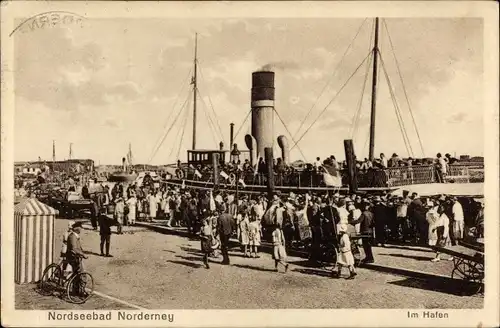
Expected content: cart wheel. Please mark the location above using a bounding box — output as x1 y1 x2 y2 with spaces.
66 272 94 304
38 264 62 296
468 262 484 283
451 260 468 280
468 262 484 295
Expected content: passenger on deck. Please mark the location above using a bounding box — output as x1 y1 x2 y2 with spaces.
379 153 388 168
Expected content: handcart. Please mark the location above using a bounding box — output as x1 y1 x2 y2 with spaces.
431 240 484 295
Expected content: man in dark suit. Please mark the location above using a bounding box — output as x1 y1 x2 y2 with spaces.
372 196 387 246
407 192 427 245
350 202 375 263
66 222 88 273
99 208 113 257
218 208 235 265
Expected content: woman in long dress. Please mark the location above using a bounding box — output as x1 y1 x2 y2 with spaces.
426 200 440 247
430 204 451 262
238 210 250 257
200 218 213 269
248 216 261 258
294 195 311 241
126 195 137 226
148 191 158 222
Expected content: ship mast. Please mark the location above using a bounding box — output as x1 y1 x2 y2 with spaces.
368 17 380 161
192 33 198 150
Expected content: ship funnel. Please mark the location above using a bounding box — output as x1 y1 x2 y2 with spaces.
277 135 289 165
244 134 257 166
251 71 275 160
122 157 127 172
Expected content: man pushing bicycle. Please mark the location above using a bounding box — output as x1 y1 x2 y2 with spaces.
66 221 88 274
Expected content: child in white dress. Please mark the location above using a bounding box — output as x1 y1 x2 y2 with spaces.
333 225 356 279
272 224 289 272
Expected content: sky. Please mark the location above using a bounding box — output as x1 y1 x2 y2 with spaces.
14 17 483 165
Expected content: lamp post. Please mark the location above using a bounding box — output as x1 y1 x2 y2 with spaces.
231 143 241 164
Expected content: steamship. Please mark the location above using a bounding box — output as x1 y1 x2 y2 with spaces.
154 19 483 197
108 144 138 183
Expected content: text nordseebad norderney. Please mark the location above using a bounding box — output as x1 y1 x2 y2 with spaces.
48 311 175 322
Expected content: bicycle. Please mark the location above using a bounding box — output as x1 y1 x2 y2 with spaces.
309 233 365 269
38 256 94 304
349 234 365 267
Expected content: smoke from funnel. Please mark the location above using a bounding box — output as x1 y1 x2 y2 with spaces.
259 61 299 72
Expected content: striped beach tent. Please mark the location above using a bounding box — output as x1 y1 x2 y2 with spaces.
14 197 58 284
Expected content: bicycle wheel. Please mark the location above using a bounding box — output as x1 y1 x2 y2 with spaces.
331 246 339 266
351 242 362 267
66 272 94 304
38 264 63 296
319 246 338 268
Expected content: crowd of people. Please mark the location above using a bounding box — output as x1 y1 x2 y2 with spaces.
78 177 484 277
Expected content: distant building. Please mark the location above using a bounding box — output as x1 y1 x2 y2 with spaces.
14 159 94 176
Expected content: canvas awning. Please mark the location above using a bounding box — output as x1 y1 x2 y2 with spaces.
14 197 58 216
389 182 484 198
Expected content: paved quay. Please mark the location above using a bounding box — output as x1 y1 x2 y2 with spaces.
15 217 483 310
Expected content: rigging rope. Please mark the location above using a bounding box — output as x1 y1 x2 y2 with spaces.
349 53 372 139
350 21 375 139
292 18 368 140
168 117 184 159
197 62 225 141
379 52 414 157
149 68 192 160
383 19 425 157
168 94 191 159
148 89 192 163
233 110 252 141
273 109 307 161
291 50 373 151
176 95 191 161
196 87 224 142
198 88 219 146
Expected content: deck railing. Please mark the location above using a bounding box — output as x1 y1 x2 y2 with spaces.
179 164 482 189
